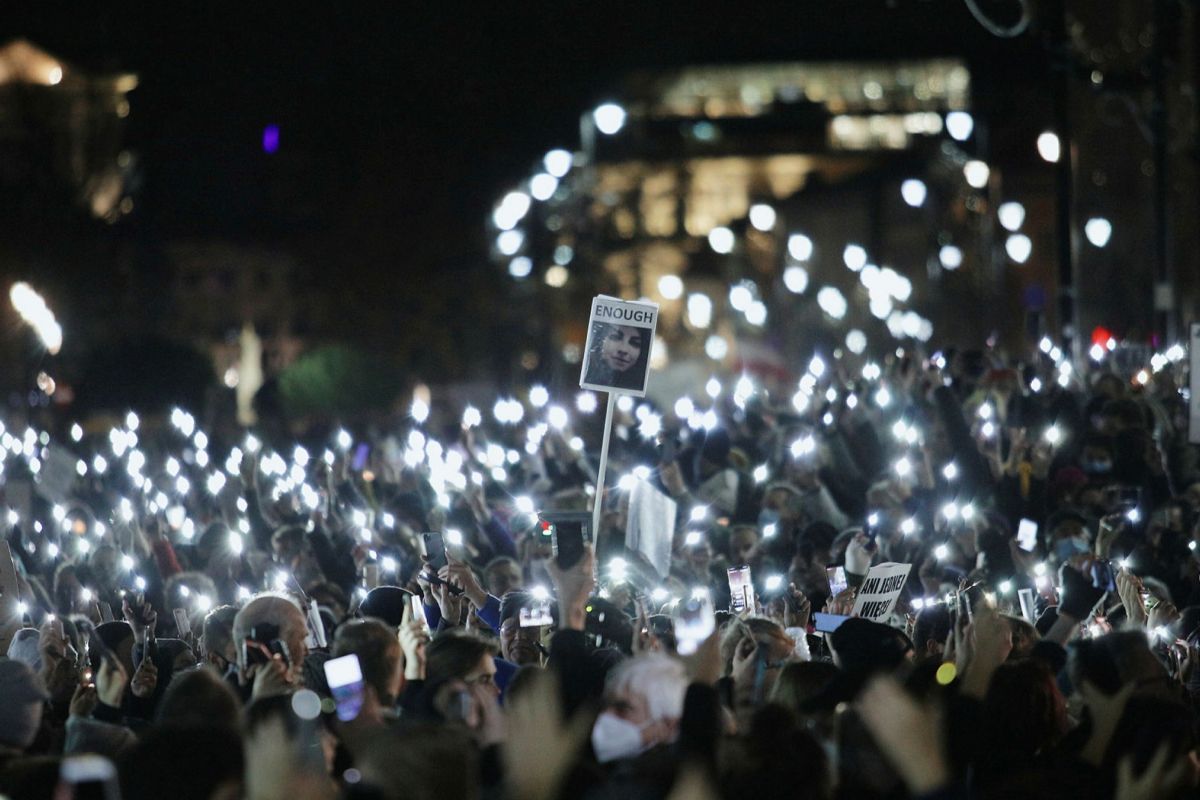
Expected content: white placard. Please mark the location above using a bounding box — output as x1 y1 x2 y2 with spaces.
626 479 675 579
851 562 912 622
579 295 658 397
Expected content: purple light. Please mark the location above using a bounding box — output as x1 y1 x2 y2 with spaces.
262 125 280 154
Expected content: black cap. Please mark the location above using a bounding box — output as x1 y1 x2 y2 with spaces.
358 586 414 627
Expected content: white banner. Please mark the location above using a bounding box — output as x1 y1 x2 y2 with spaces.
851 562 912 622
626 479 675 579
1190 323 1200 444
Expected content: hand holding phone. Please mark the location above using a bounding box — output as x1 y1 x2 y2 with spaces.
324 654 365 722
422 533 448 572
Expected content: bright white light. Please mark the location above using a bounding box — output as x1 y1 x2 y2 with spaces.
9 282 63 354
817 287 847 320
593 102 627 135
943 462 959 481
753 464 769 483
999 580 1013 594
462 406 482 429
1006 234 1032 264
729 284 753 312
508 257 532 279
1044 425 1063 446
1085 217 1112 247
765 575 784 592
206 472 226 496
745 301 767 326
699 336 725 363
528 385 549 408
845 329 867 355
70 424 83 442
687 293 713 328
748 204 776 231
900 179 927 207
900 518 917 536
894 457 912 477
875 387 891 408
946 111 974 141
963 160 990 189
544 265 568 287
705 377 721 399
497 230 524 256
126 412 139 431
1037 131 1061 163
783 265 809 294
544 149 573 177
843 244 867 272
939 245 963 270
530 173 558 201
658 274 684 300
576 392 598 414
708 226 735 254
934 544 950 560
674 397 695 419
998 202 1026 232
791 436 817 459
639 413 662 439
787 233 813 261
492 191 531 230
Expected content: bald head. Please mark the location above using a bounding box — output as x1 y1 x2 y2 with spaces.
233 593 309 679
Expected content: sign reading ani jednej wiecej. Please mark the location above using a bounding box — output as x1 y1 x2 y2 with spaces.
579 295 659 397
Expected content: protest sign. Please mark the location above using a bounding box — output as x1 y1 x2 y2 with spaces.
851 562 912 621
579 295 658 397
626 479 675 579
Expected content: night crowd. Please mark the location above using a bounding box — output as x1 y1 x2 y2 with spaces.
1 337 1200 800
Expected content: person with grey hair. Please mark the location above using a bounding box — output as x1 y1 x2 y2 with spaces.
591 652 688 764
232 592 309 697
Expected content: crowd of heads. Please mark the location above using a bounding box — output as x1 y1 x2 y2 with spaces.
1 336 1199 798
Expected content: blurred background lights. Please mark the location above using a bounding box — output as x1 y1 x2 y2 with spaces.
998 201 1025 232
787 233 813 261
507 256 532 278
592 102 627 135
657 274 683 299
1084 217 1112 247
845 329 867 354
816 286 848 320
687 293 713 328
900 178 927 207
938 245 963 270
1005 234 1032 264
704 334 728 360
707 226 734 254
782 265 809 294
1037 131 1061 163
496 230 524 255
748 203 776 231
842 244 867 272
945 111 974 141
543 149 572 177
529 173 558 201
544 265 569 287
261 124 280 154
963 160 990 189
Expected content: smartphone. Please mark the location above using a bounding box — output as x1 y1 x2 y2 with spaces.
813 612 850 633
57 754 122 800
172 608 191 638
411 595 432 635
519 598 554 628
1017 519 1039 552
826 566 848 597
1091 560 1116 593
363 562 380 590
540 511 592 570
98 602 114 623
675 594 715 655
728 566 755 614
422 532 448 572
352 443 371 472
323 654 365 722
1017 588 1037 624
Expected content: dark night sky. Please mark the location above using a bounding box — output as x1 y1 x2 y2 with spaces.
1 1 1043 355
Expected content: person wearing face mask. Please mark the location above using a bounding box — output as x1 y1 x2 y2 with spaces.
590 652 688 764
1045 509 1092 565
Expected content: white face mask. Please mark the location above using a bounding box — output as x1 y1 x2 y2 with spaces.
591 711 647 763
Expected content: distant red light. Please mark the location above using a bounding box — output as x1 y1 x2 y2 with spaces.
1091 326 1112 347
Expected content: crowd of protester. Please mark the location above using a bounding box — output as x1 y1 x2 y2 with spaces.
1 337 1199 799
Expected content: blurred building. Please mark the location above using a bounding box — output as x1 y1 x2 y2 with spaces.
489 58 1057 393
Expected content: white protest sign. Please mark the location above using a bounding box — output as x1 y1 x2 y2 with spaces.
1190 323 1200 444
580 295 658 397
851 562 912 622
626 479 675 579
